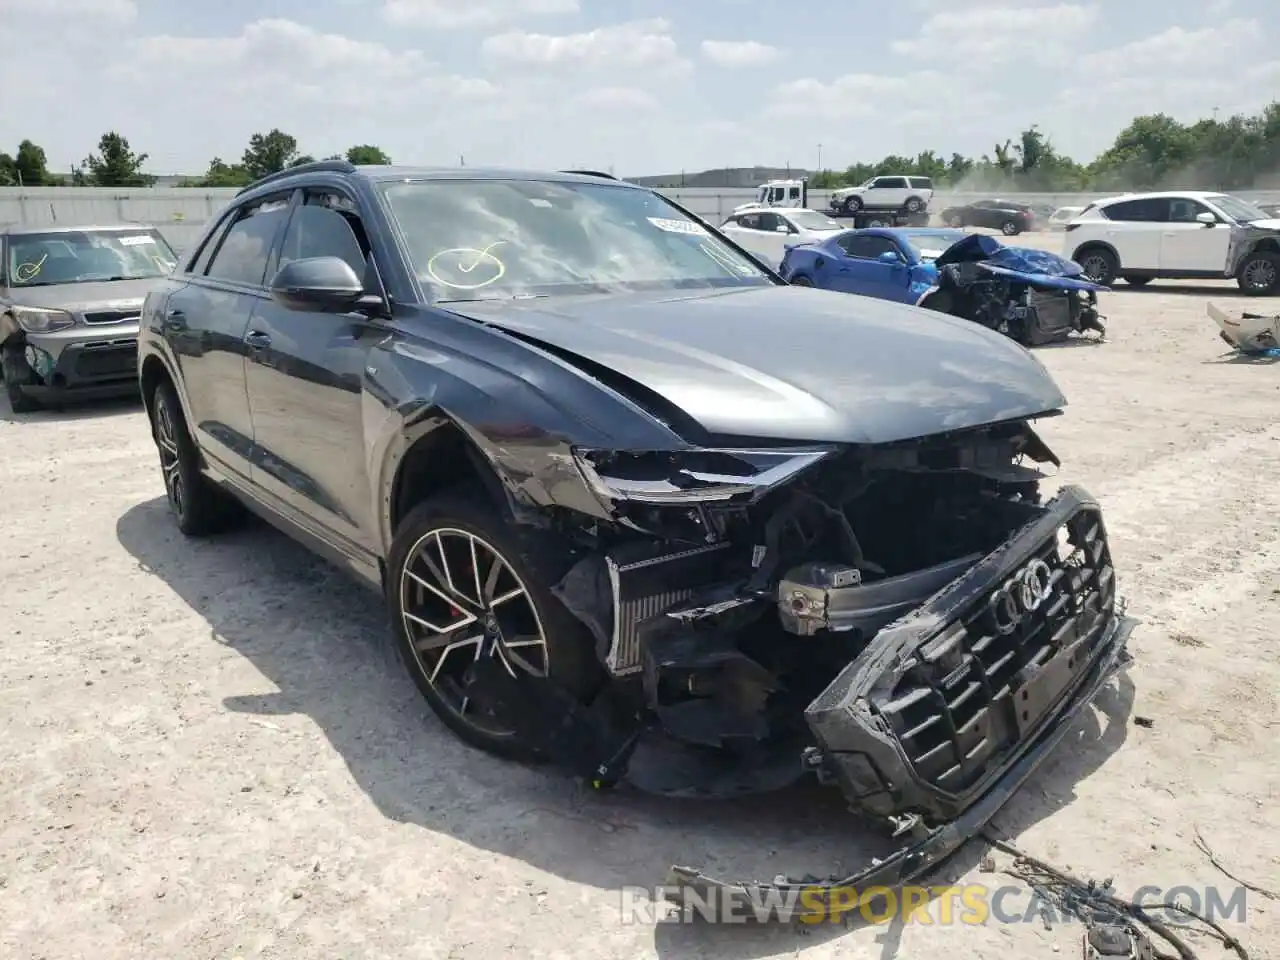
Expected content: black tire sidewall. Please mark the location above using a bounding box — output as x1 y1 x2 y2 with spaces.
385 493 600 760
843 196 862 213
1237 253 1279 296
1078 247 1117 285
151 381 229 535
2 344 41 412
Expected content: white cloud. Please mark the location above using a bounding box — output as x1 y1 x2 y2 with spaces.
481 18 689 72
572 87 659 111
892 3 1098 64
382 0 577 29
1076 18 1259 78
700 40 780 67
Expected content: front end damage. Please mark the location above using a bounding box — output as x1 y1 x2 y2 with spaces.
916 234 1108 346
1207 301 1280 356
514 418 1135 892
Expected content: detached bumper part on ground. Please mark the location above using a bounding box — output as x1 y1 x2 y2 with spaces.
1207 302 1280 356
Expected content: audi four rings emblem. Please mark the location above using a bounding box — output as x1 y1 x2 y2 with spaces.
988 558 1054 634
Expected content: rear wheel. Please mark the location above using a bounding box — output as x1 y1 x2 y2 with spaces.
904 197 924 213
2 343 42 413
944 213 963 228
1237 251 1279 296
790 275 813 286
1076 247 1118 286
150 381 242 536
1001 220 1021 236
387 493 600 760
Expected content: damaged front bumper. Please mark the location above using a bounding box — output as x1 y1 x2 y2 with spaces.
1208 301 1280 355
667 611 1135 916
666 483 1137 915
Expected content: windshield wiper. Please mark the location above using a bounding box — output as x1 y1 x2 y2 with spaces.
435 294 549 304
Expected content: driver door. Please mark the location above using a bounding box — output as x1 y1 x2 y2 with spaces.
1159 197 1232 272
242 187 383 565
830 233 899 298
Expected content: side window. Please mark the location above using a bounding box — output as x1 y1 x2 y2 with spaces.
1103 198 1169 222
188 214 233 275
277 189 370 277
909 177 933 190
845 235 898 259
739 213 762 230
1168 198 1212 223
788 186 801 201
868 178 888 189
878 177 907 190
757 213 782 232
204 196 292 286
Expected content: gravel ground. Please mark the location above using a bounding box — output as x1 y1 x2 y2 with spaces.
3 236 1278 960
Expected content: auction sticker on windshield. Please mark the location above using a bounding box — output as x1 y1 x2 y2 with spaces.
648 218 708 236
119 235 156 245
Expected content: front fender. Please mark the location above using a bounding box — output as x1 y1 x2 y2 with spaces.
362 321 689 557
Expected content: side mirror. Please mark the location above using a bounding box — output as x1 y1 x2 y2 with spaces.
1196 212 1217 226
878 250 903 264
269 256 367 313
775 224 790 233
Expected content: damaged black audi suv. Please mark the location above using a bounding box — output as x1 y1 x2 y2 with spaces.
138 161 1134 897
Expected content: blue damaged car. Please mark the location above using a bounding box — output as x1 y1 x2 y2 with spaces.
780 227 1108 346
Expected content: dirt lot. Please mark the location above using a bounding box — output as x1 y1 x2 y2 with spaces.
3 240 1278 960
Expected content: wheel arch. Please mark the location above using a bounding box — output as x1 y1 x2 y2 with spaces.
1245 237 1280 256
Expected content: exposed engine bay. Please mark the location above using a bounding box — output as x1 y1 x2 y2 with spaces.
916 234 1107 346
516 417 1128 833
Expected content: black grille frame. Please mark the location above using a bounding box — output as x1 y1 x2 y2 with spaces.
876 503 1114 794
804 484 1126 823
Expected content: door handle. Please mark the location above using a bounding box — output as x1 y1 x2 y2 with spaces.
244 330 272 349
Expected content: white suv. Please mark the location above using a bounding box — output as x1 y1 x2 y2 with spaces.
830 176 934 215
1063 191 1280 295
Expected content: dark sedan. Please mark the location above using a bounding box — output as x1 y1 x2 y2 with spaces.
137 160 1133 899
940 199 1037 235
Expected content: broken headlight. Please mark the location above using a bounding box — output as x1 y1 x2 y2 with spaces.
573 447 832 505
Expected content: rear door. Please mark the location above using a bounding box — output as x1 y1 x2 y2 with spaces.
1159 197 1232 272
868 177 908 209
242 186 382 561
722 212 777 263
164 193 292 482
1096 197 1166 271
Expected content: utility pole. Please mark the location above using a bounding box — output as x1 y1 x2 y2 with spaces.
817 143 822 174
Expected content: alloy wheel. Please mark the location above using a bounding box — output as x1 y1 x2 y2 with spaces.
398 527 549 734
1080 254 1111 283
155 400 185 518
1241 258 1277 293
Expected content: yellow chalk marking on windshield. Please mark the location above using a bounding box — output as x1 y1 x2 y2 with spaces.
426 244 507 291
15 255 47 282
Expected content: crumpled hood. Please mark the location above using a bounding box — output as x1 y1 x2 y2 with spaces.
443 285 1066 445
934 234 1106 293
3 277 161 313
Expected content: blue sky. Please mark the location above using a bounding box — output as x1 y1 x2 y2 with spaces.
1 0 1276 176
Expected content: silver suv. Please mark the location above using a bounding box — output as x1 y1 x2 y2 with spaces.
1 224 178 412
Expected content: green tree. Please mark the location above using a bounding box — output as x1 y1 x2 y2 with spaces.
241 129 302 180
82 132 153 186
346 144 392 165
193 157 253 187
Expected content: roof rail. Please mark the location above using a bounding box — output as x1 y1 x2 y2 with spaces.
236 159 358 196
560 169 617 180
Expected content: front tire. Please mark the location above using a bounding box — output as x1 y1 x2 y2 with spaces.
1237 251 1279 296
2 343 42 413
387 493 599 760
842 196 862 214
1001 220 1021 236
790 275 813 286
150 381 240 536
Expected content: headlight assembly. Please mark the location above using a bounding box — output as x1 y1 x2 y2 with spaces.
573 447 832 505
11 306 76 334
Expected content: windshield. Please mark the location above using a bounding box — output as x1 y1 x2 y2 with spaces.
1209 194 1269 223
788 211 841 231
6 229 177 287
901 229 968 260
381 179 772 302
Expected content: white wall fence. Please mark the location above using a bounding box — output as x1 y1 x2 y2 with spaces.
5 186 1280 252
